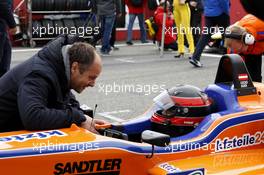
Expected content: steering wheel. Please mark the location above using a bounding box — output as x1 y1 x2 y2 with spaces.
95 123 128 140
94 123 112 130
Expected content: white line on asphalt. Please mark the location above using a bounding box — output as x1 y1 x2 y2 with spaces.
12 43 153 53
202 53 222 58
115 43 154 47
12 45 222 59
97 109 131 122
103 110 131 115
115 58 135 63
98 113 125 122
12 48 41 53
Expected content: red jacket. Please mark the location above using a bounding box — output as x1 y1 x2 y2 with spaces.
154 6 176 44
125 0 146 14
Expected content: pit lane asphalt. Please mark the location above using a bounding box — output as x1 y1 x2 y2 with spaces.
11 44 264 122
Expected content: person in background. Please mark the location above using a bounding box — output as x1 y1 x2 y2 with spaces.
92 0 122 55
189 0 230 67
173 0 195 58
0 35 108 133
188 0 203 46
110 16 119 50
0 0 17 77
154 0 178 50
90 11 121 51
125 0 148 45
224 14 264 82
240 0 264 21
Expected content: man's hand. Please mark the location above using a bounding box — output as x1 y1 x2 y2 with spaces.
117 13 122 18
81 115 110 134
189 1 197 7
9 27 17 35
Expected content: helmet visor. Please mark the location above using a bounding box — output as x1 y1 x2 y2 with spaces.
153 90 174 110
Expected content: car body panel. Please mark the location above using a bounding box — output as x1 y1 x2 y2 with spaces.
0 54 263 175
148 149 264 175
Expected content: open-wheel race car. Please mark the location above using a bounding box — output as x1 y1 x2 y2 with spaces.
0 54 263 175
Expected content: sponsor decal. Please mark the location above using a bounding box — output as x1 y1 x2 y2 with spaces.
167 168 204 175
238 74 249 87
213 151 264 168
0 130 66 143
158 163 181 173
53 158 122 175
238 74 248 81
215 131 264 152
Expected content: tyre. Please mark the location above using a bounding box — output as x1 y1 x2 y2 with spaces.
32 20 42 38
31 0 37 11
42 19 54 37
54 0 67 11
74 0 82 10
80 0 89 10
74 18 85 28
67 0 75 10
74 18 85 35
53 20 65 36
45 0 54 11
63 19 76 35
72 0 78 10
39 0 45 11
31 0 41 11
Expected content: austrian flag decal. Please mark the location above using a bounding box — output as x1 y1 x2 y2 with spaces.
238 74 248 81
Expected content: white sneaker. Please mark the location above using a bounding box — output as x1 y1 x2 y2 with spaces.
100 51 111 57
189 58 202 67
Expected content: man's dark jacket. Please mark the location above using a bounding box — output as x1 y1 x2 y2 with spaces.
0 0 16 30
0 35 86 132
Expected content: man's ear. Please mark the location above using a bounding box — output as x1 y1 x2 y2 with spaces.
71 62 79 74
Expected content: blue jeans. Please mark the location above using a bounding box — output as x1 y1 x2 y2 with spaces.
99 14 116 53
0 24 11 77
127 13 147 43
192 13 230 61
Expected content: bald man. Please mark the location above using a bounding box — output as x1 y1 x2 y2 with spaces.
0 35 107 133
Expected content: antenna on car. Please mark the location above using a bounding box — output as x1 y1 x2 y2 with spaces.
90 104 98 129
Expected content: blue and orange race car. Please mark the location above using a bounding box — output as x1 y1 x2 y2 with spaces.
0 54 263 175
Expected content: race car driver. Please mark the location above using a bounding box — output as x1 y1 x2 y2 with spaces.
0 35 108 133
152 85 214 136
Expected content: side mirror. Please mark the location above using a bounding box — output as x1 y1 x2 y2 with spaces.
142 130 170 147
